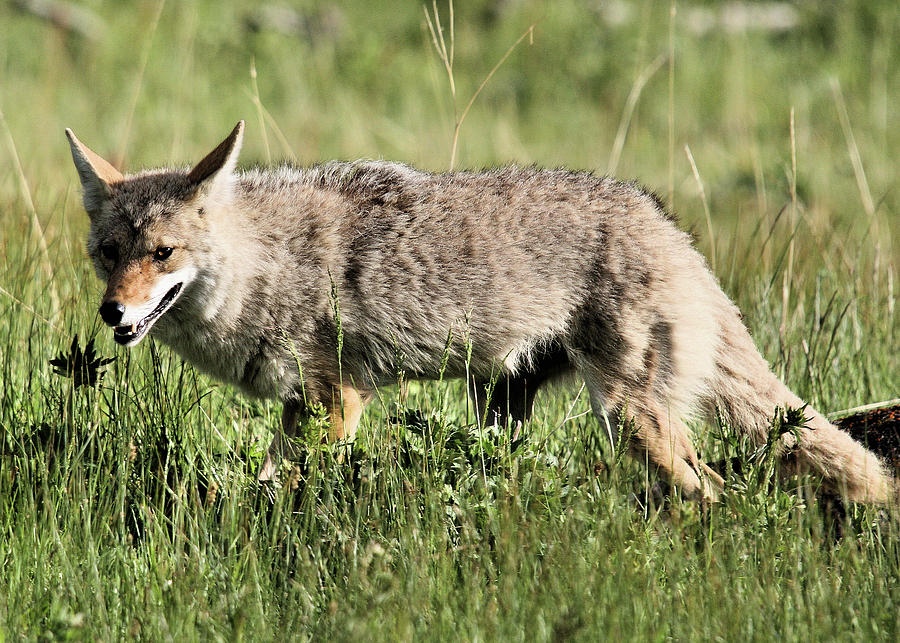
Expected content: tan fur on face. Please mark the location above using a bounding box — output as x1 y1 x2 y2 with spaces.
103 258 158 307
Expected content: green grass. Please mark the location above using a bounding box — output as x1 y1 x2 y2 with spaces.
1 0 899 639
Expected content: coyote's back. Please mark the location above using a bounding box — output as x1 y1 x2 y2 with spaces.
66 121 894 502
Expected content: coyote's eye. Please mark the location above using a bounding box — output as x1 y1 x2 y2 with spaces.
154 246 174 261
100 243 118 262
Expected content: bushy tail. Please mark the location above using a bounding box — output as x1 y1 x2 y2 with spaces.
711 318 894 503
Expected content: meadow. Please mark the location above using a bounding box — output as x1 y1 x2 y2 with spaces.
0 0 898 639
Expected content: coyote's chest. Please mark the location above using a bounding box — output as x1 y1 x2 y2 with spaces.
152 316 293 399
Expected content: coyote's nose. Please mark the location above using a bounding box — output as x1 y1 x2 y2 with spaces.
99 301 125 326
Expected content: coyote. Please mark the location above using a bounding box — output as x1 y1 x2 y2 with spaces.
66 121 893 502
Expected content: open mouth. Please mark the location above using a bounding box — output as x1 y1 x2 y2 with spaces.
113 283 182 346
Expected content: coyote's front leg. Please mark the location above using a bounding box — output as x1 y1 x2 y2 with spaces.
258 399 303 482
257 385 371 482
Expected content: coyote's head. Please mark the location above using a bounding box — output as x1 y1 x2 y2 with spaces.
65 121 245 346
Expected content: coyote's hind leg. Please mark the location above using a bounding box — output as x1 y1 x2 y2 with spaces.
472 344 571 429
629 401 723 501
472 374 538 430
581 364 723 502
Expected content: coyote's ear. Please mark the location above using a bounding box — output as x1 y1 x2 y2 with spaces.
65 129 123 217
187 121 244 200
